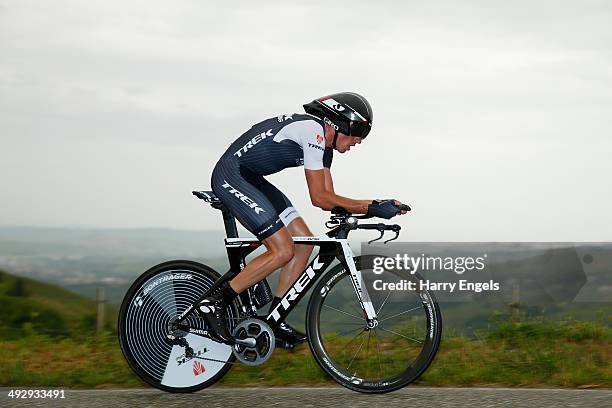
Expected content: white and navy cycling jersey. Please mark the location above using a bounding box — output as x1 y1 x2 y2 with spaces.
220 113 332 174
211 114 333 240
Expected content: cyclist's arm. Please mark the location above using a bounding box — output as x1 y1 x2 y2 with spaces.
323 168 334 193
305 168 372 213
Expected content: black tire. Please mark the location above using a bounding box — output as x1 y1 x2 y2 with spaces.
306 255 442 393
118 260 239 393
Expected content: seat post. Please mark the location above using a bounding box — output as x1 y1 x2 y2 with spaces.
221 208 239 238
209 200 238 238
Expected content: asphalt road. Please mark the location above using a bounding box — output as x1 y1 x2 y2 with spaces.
1 387 610 408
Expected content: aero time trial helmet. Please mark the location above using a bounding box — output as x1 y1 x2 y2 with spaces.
303 92 373 138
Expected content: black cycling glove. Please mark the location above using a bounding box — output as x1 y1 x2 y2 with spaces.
367 199 401 219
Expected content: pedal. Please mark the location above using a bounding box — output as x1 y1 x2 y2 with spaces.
275 338 296 350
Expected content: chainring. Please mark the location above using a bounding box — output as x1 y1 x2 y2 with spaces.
231 318 275 366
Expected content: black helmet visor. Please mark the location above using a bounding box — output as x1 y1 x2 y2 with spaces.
350 121 371 138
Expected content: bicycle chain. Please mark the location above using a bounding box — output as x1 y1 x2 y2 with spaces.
193 355 238 365
180 316 255 366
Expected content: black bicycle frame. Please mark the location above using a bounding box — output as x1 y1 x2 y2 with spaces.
225 237 341 325
175 199 377 328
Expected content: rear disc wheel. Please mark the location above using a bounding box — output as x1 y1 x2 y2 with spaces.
118 260 240 392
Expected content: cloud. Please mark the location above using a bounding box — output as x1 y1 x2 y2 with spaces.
1 0 611 240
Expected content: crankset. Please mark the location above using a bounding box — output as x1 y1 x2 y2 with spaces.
231 318 275 366
165 315 274 366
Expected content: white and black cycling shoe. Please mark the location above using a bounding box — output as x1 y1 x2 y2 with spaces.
273 321 307 349
197 281 237 344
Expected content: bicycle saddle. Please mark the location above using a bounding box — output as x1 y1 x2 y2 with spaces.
192 190 219 202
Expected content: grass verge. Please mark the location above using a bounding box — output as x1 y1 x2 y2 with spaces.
0 319 609 388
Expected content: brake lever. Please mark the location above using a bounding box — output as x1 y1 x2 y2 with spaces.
325 221 337 228
383 230 400 244
367 230 385 244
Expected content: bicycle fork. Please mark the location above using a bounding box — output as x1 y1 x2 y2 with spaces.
337 240 379 327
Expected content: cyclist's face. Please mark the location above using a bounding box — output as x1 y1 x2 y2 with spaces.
336 133 363 153
323 124 363 152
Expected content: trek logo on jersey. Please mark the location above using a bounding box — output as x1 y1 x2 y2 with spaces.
222 181 265 215
268 257 325 322
277 114 293 122
308 143 324 151
234 129 274 158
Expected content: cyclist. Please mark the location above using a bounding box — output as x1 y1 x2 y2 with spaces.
198 92 408 347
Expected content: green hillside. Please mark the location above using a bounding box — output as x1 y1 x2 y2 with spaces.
1 269 610 389
0 269 116 337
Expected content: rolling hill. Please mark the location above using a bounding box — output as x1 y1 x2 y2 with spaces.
0 269 117 336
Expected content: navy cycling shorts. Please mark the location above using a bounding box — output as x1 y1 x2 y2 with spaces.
211 160 300 240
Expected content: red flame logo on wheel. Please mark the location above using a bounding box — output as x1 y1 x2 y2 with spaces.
192 360 205 376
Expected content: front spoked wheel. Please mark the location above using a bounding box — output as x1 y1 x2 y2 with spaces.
306 256 442 393
118 260 241 393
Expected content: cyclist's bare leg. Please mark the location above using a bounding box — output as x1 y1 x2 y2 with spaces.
276 217 314 297
228 227 294 293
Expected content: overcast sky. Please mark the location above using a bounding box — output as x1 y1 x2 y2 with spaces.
1 0 611 241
